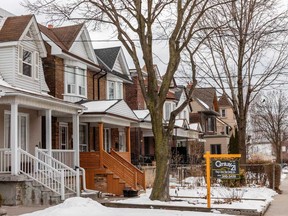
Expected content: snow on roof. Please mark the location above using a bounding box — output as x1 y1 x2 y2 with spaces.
133 109 150 120
198 98 209 110
82 100 118 112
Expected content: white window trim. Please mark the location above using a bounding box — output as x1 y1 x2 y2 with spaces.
59 122 68 150
79 123 88 152
65 65 87 97
18 45 39 80
4 110 29 151
104 128 111 152
106 80 123 100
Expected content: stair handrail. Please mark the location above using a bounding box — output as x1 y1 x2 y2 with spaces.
19 148 66 200
110 149 146 190
102 150 137 189
35 147 79 196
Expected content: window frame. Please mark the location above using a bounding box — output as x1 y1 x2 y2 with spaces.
4 111 29 151
18 45 39 79
65 65 87 97
211 144 221 154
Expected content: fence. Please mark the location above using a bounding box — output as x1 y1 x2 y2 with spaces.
169 163 281 189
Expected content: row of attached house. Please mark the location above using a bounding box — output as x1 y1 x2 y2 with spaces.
0 9 236 205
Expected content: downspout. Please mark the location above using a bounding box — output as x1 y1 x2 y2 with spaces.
93 69 103 100
97 71 107 100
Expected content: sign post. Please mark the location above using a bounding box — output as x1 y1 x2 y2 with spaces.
204 151 241 208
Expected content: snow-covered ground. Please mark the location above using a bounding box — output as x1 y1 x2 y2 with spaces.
21 174 287 216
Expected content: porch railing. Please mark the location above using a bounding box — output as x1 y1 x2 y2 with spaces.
36 147 75 168
0 149 11 173
35 147 80 196
111 149 146 190
102 150 137 189
19 148 67 200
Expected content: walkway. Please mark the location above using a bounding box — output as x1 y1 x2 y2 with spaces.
264 175 288 216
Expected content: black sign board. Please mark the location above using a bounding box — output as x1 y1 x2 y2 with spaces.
211 159 240 179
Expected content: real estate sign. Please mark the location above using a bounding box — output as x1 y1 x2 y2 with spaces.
211 159 240 179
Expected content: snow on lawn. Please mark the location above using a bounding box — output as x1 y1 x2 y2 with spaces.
114 176 278 213
21 197 235 216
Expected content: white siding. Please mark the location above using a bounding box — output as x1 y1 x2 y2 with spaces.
0 46 17 85
113 58 122 73
70 37 89 60
109 100 138 120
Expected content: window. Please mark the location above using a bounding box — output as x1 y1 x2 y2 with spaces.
165 103 171 121
18 46 39 79
4 112 29 150
118 130 126 152
79 124 88 152
221 109 226 118
211 144 221 154
107 81 123 99
207 117 215 131
104 128 111 152
59 123 68 149
65 66 86 96
108 81 115 99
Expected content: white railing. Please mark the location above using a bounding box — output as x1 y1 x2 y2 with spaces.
36 148 75 168
0 149 11 173
35 147 79 196
19 148 66 200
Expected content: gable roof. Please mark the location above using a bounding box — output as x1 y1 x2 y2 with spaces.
192 87 218 111
94 47 121 70
218 93 233 107
94 46 132 82
0 15 33 42
39 23 84 51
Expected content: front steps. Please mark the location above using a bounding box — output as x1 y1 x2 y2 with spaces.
0 174 75 206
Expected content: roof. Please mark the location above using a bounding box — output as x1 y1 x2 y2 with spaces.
218 93 233 107
39 23 84 51
94 47 121 70
133 110 150 121
81 99 138 121
0 15 33 42
192 88 218 111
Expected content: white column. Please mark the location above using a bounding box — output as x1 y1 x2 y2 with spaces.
46 109 52 156
73 114 80 168
11 102 18 175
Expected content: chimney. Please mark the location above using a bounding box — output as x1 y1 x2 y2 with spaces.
48 24 53 29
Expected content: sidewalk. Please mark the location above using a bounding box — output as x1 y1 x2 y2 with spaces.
2 205 49 216
264 175 288 216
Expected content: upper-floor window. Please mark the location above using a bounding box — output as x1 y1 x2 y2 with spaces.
164 103 171 121
18 46 39 79
107 81 123 99
207 116 215 132
211 144 221 154
65 66 86 97
221 109 226 118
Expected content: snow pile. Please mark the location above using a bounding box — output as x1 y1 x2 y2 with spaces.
21 197 236 216
21 197 111 216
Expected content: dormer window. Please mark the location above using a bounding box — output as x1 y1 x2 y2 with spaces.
18 46 39 79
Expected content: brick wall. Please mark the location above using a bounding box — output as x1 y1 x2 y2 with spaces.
125 76 146 110
42 43 64 99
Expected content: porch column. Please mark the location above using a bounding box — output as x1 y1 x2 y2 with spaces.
126 126 131 162
11 102 19 175
73 114 80 167
45 109 52 157
98 122 104 167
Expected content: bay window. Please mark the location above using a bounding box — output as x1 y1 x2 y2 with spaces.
107 81 123 99
65 66 86 97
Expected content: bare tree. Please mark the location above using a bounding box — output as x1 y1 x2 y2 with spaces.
23 0 230 200
251 91 288 163
197 0 288 163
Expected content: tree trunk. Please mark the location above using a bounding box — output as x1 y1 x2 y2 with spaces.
237 118 247 164
149 110 171 201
